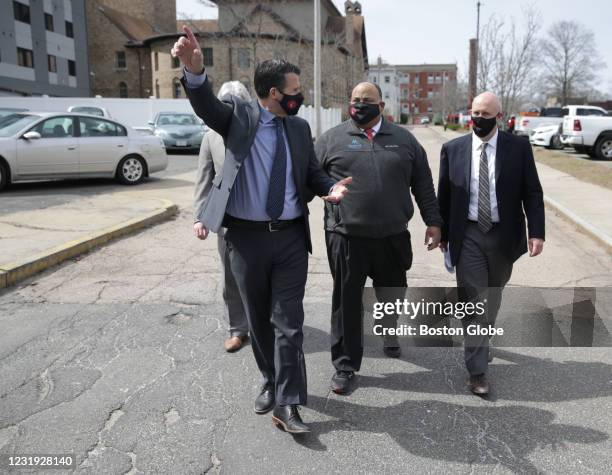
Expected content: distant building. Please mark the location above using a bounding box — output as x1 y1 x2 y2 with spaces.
84 0 368 109
369 56 400 122
396 64 457 124
0 0 90 97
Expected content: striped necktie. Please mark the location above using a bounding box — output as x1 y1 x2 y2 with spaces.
477 142 493 233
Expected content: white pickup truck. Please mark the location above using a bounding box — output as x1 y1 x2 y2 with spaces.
515 105 608 137
561 106 612 159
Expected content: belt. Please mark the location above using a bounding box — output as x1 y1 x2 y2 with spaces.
223 215 303 232
468 219 499 227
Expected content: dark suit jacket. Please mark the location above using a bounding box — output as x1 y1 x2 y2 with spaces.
437 130 545 266
181 75 335 253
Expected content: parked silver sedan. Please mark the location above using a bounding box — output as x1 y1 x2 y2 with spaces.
149 112 205 153
0 112 168 191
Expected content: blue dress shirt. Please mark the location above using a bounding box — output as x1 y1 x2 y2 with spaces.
185 69 302 221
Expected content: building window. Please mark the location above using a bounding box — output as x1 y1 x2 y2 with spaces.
45 13 54 32
372 76 377 83
154 52 159 71
414 75 419 85
119 82 128 98
13 1 30 24
116 51 126 69
68 59 76 76
202 48 213 66
173 78 181 98
65 21 74 38
428 90 433 99
171 55 180 69
414 106 420 114
238 48 250 69
17 47 33 68
427 74 434 84
155 79 160 98
384 92 390 99
384 76 390 83
48 54 57 73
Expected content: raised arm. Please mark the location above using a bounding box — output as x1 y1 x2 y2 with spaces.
172 26 232 137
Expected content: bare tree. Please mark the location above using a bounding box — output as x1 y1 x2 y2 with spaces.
477 6 540 114
540 21 604 105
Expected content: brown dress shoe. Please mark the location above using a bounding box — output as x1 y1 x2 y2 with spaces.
468 374 490 396
224 335 246 352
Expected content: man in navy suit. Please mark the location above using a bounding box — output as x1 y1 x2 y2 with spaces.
438 91 545 396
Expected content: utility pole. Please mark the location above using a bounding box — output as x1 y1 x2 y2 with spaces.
313 0 321 139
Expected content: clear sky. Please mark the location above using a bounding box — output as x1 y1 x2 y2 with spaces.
176 0 612 95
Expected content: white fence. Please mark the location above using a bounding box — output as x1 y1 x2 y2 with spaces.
0 96 342 133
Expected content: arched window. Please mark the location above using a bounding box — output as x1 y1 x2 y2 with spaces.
172 77 181 98
119 81 128 98
155 79 160 98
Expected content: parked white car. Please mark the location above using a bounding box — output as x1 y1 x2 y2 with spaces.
529 124 564 149
0 112 168 191
561 107 612 159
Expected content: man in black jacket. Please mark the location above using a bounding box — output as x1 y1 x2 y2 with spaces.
172 26 351 433
316 82 443 395
438 91 545 396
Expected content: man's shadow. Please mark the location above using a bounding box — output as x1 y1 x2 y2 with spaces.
299 395 607 472
356 346 612 403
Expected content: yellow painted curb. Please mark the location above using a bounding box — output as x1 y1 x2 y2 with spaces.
0 199 178 289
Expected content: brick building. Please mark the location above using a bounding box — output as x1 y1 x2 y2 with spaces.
85 0 369 110
396 64 458 124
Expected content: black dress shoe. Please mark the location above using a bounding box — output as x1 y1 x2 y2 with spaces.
254 385 275 414
330 370 356 395
383 346 401 358
468 374 490 396
272 405 310 434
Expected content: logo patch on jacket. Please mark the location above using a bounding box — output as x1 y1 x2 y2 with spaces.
348 138 363 149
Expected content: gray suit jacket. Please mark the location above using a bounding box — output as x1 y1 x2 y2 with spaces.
181 75 335 253
193 129 225 223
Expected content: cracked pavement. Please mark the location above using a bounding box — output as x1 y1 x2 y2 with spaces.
1 129 611 474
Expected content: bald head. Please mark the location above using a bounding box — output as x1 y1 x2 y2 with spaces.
351 82 382 103
472 91 502 118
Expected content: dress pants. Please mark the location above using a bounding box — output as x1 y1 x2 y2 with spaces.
456 222 513 376
326 231 412 372
216 227 248 337
224 222 308 406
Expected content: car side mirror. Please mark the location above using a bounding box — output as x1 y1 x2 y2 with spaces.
147 121 154 126
22 131 41 140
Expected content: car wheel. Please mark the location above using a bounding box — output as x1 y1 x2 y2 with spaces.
116 155 146 185
0 160 9 192
549 134 564 150
595 134 612 161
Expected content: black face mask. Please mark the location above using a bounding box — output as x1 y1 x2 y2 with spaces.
278 91 304 116
349 102 381 125
472 116 498 138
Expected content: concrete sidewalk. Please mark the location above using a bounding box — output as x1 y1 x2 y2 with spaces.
430 125 612 250
0 190 177 288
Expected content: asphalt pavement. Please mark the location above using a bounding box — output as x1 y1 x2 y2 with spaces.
0 131 611 474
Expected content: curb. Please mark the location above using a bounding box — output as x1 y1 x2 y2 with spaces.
543 196 612 252
0 199 179 289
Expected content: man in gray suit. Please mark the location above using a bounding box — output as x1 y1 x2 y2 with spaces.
193 81 251 353
172 26 351 433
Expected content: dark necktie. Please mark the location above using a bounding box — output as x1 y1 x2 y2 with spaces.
266 117 287 220
478 142 493 233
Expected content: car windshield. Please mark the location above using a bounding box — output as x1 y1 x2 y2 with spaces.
156 114 198 126
0 114 40 137
72 107 104 117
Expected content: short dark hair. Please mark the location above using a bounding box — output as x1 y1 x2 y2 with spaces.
254 59 301 99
